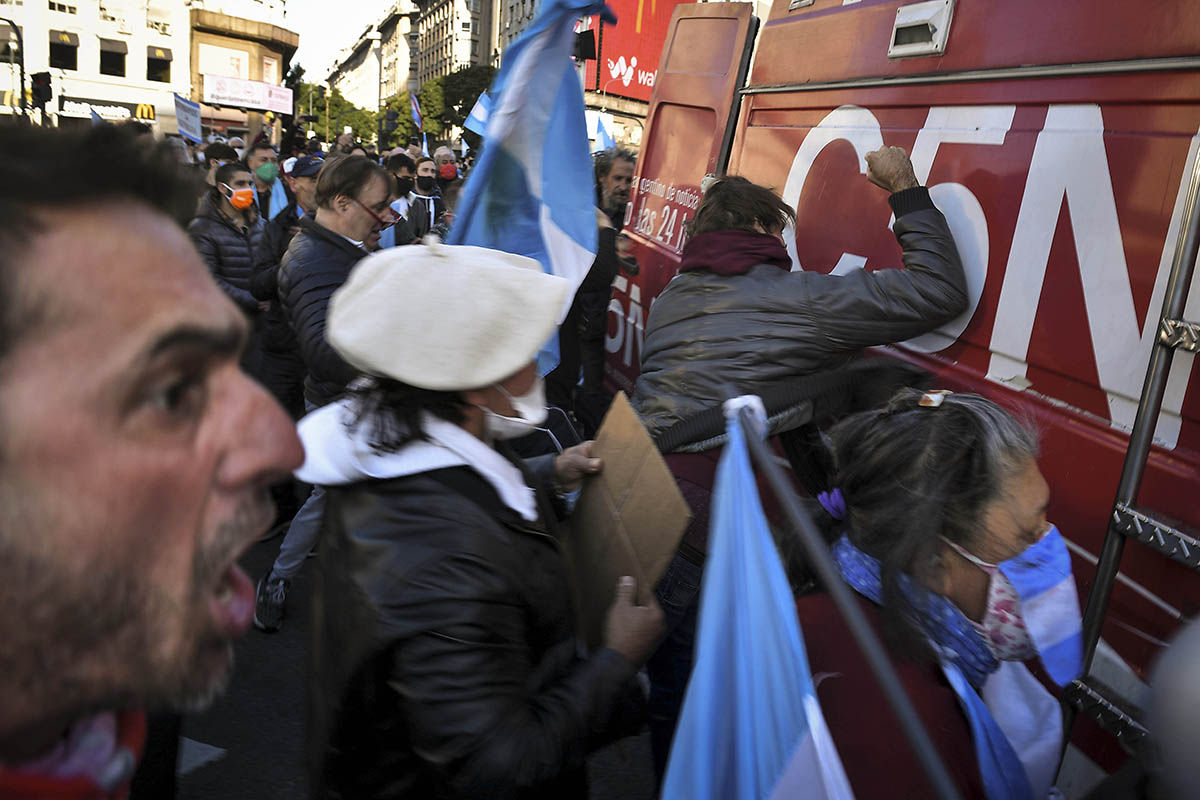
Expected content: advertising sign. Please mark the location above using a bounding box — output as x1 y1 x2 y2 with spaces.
583 0 692 102
59 96 156 122
202 74 293 115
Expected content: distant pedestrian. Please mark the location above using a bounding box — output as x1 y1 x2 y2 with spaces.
189 162 266 320
254 155 399 633
409 156 448 239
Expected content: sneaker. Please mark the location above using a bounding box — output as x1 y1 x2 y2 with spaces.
253 572 289 632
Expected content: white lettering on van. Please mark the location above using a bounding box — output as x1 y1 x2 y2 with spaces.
988 106 1199 447
781 104 1013 353
605 275 647 369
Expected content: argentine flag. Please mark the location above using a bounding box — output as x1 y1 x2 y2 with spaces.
445 0 609 374
410 93 424 130
463 91 491 136
662 398 855 800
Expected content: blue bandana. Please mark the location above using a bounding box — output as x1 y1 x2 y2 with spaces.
832 534 999 688
832 535 1034 800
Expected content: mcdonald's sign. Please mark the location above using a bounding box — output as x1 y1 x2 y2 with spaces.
59 95 158 123
135 103 156 121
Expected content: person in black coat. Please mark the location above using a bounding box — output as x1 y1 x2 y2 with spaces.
254 154 399 633
188 162 266 317
300 241 664 799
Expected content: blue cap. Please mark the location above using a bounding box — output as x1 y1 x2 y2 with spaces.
290 155 324 177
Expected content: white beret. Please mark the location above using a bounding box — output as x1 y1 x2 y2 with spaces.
327 238 570 391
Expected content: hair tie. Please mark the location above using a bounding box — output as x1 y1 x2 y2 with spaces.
817 488 846 521
919 389 953 408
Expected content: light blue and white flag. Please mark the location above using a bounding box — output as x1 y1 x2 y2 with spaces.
445 0 610 373
461 137 470 157
463 91 492 137
596 115 616 151
421 132 429 157
90 108 105 126
662 397 855 800
410 93 424 130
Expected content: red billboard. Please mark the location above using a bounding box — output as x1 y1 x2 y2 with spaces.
582 0 693 103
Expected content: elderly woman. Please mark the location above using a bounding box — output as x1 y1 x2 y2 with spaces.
795 388 1083 799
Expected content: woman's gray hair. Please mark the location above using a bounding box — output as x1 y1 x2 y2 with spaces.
823 388 1038 653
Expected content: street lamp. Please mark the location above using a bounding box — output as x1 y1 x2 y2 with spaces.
0 16 26 117
366 30 383 146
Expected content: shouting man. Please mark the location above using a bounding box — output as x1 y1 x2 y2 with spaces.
0 124 303 797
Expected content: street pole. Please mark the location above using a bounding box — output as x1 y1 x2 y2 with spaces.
1 16 26 117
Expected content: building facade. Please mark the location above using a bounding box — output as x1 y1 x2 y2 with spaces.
415 0 488 85
490 0 532 65
0 0 296 141
190 7 298 141
0 0 191 130
326 1 418 113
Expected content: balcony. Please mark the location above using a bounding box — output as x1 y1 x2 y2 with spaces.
146 18 171 36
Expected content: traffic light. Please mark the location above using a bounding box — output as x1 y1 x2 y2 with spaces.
30 72 51 109
314 84 326 102
385 106 398 133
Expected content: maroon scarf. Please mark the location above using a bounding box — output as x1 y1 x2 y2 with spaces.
679 229 792 276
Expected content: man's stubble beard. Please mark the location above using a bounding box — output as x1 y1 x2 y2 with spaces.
0 490 268 729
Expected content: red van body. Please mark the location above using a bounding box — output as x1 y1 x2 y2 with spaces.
606 0 1200 785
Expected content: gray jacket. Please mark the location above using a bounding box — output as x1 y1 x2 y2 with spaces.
632 192 967 438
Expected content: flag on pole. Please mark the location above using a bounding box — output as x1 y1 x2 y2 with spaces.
445 0 611 374
661 397 855 800
461 137 470 157
463 91 492 137
421 132 429 157
410 93 424 131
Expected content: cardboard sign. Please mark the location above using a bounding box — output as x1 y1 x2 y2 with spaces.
567 392 691 649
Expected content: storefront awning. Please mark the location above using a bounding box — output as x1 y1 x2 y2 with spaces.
99 38 127 54
147 45 172 61
50 30 79 48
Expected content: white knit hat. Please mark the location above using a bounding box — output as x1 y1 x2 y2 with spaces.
327 238 570 391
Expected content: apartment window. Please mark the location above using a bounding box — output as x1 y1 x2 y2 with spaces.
146 45 171 82
99 37 126 76
461 21 470 30
48 1 76 11
0 22 19 63
48 30 78 70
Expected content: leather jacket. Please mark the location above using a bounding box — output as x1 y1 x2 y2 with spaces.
309 454 645 799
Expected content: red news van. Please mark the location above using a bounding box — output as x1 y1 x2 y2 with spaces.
608 0 1200 789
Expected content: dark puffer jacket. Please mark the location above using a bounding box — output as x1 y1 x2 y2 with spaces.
632 187 967 437
277 216 367 407
250 201 301 354
309 458 644 800
187 192 265 314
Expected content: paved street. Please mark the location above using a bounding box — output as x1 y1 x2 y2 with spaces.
170 534 657 799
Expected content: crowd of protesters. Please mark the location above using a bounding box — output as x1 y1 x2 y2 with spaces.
3 119 1197 800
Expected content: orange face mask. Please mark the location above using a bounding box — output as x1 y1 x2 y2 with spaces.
221 183 255 211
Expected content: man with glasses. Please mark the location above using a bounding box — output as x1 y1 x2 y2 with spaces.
254 155 400 631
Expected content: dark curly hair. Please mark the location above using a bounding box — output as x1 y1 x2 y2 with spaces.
346 377 471 453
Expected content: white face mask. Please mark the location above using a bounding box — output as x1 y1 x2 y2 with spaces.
480 377 548 440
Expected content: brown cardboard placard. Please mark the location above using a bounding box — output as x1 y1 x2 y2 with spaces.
567 392 692 649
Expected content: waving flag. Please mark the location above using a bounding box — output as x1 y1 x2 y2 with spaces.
445 0 608 374
662 398 855 800
410 93 423 130
463 91 492 137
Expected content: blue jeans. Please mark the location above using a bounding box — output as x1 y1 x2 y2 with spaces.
271 400 324 580
646 552 704 783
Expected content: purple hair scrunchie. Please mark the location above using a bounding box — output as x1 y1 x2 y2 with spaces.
817 488 846 521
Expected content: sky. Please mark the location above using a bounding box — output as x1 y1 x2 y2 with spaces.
286 0 394 81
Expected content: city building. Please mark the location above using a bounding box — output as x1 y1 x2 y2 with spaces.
190 6 298 142
489 0 532 66
414 0 488 85
0 0 191 131
326 1 420 114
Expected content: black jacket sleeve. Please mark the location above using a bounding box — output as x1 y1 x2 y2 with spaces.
285 259 357 393
250 216 288 301
802 187 969 352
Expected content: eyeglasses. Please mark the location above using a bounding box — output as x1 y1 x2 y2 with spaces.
351 197 402 230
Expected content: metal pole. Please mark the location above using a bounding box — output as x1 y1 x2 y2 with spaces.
738 408 965 800
0 16 25 117
1077 141 1200 672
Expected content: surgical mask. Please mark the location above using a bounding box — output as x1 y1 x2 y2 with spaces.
416 175 436 193
480 377 548 440
395 176 414 196
255 162 279 183
943 525 1083 685
221 183 255 211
